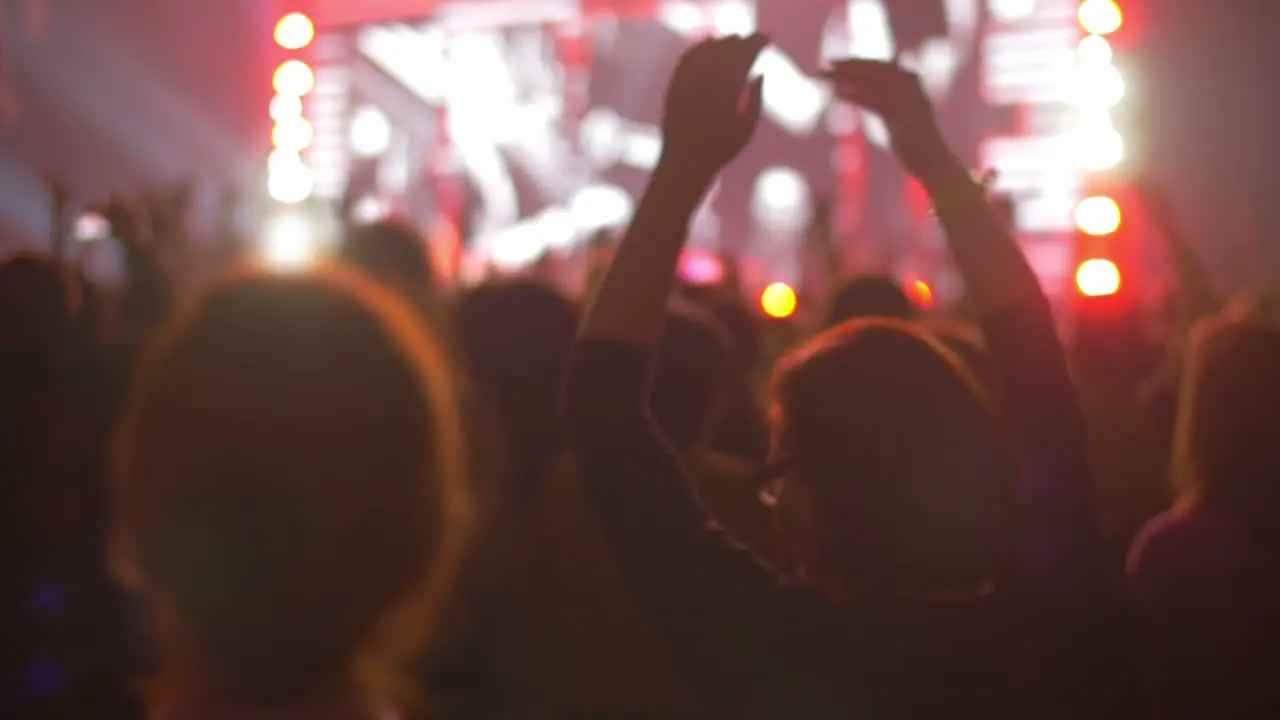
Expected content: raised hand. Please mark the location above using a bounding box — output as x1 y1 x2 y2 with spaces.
824 60 951 181
661 34 769 181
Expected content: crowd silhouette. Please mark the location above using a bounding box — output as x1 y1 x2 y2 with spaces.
3 31 1279 720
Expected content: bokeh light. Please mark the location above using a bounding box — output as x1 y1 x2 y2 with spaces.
1075 195 1122 235
1076 34 1114 65
269 94 303 122
275 12 316 50
272 116 314 152
910 279 934 308
1076 259 1121 297
349 105 392 158
267 160 314 204
273 60 315 97
1078 0 1123 36
761 282 797 319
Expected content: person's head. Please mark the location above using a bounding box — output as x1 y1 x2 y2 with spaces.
828 274 917 327
928 323 998 398
764 319 1016 598
454 279 578 488
1173 311 1280 555
340 218 436 300
110 266 471 709
650 304 731 452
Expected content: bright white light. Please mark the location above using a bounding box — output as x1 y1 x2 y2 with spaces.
847 0 895 61
989 0 1038 22
756 167 806 212
349 105 392 158
269 94 303 122
1075 63 1125 108
569 184 634 230
275 12 315 50
579 107 624 165
358 25 448 103
351 196 389 224
261 214 319 271
620 128 662 169
268 148 304 174
273 60 315 97
1076 34 1113 65
712 1 755 35
658 1 706 35
1077 118 1124 170
1076 258 1121 296
74 213 110 243
538 207 577 250
1075 195 1122 235
752 167 810 230
752 48 830 135
272 116 314 152
267 161 314 204
487 223 547 270
914 38 958 97
1078 0 1123 36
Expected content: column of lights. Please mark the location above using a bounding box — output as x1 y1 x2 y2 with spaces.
1072 0 1126 297
268 11 318 204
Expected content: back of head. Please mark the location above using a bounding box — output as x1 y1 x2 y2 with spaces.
928 323 999 397
770 319 1016 592
1174 313 1280 557
340 219 435 299
828 274 916 327
454 279 578 486
650 304 730 452
111 266 470 707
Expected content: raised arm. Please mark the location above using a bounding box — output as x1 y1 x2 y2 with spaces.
827 61 1094 572
579 35 766 347
562 37 839 702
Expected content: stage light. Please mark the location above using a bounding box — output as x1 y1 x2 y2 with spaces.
712 0 755 36
910 279 935 308
273 60 315 97
350 196 388 224
274 12 315 50
1078 0 1123 36
1075 258 1121 297
753 166 809 230
1076 64 1125 108
679 250 725 286
1076 34 1113 65
1077 124 1125 170
657 1 705 35
569 184 633 231
74 213 110 243
272 116 314 151
1075 195 1122 235
261 213 319 271
269 94 303 122
267 161 314 204
349 105 392 158
761 282 797 319
990 0 1037 22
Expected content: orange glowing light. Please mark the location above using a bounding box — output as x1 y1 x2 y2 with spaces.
910 279 934 308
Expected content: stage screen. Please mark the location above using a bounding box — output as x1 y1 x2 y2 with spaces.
302 0 1092 297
